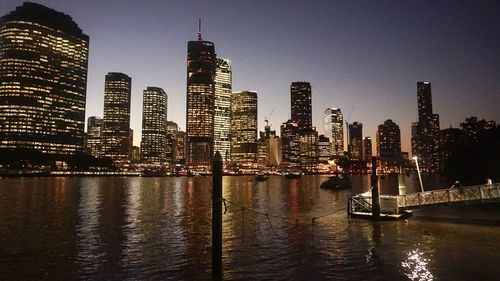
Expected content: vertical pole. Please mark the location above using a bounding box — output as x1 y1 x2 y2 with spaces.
212 151 223 280
371 156 381 220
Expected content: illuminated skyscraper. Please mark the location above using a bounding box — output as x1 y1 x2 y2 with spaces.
348 122 363 160
214 58 232 162
166 121 178 164
376 119 401 157
0 3 88 159
231 91 258 166
291 82 312 130
102 72 132 163
280 120 300 168
186 23 216 171
323 108 344 157
140 87 168 164
363 137 372 161
412 81 440 172
85 116 103 157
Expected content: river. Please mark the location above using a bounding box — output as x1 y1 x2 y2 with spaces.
0 175 499 280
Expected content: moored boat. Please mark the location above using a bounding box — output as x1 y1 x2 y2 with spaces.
320 175 351 190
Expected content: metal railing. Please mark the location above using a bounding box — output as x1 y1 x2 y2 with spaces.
396 183 500 209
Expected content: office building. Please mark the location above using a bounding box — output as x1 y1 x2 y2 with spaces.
323 108 344 157
376 119 401 158
85 117 103 157
412 81 440 172
280 120 300 168
214 58 232 162
231 91 258 166
102 72 132 163
166 121 179 164
0 3 89 159
140 87 168 164
363 137 372 161
291 82 312 130
348 122 363 160
186 26 216 171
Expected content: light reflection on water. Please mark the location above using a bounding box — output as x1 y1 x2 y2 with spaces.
402 247 434 281
0 175 499 280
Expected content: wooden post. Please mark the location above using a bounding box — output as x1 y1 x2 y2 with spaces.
371 156 381 220
212 151 223 280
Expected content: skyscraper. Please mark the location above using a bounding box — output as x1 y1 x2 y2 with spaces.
140 87 168 164
348 122 363 160
291 82 312 130
231 91 258 166
0 3 89 159
412 81 440 172
376 119 401 158
102 72 132 163
323 108 344 157
214 58 232 162
85 116 103 157
186 24 216 171
363 137 373 161
280 120 300 168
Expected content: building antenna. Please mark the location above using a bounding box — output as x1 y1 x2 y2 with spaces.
198 18 202 40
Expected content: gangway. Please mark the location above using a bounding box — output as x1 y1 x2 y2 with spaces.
348 183 500 219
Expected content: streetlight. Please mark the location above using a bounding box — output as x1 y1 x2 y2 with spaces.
413 156 424 192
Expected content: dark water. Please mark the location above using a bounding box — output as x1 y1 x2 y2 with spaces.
1 175 499 280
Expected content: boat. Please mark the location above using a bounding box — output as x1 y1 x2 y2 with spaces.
284 172 302 179
255 174 269 181
320 175 351 190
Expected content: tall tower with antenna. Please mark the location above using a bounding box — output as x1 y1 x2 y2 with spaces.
186 19 216 171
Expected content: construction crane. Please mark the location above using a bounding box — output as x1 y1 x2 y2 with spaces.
265 107 275 127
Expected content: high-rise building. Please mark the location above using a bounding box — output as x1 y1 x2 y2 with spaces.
140 87 168 164
186 25 216 171
412 81 440 172
323 108 344 157
166 121 178 164
85 117 103 157
439 127 463 170
258 121 280 167
348 122 363 160
299 130 318 172
291 82 312 130
0 3 89 159
280 120 300 168
214 58 232 163
376 119 401 158
363 137 372 161
231 91 258 166
317 135 331 163
102 72 132 164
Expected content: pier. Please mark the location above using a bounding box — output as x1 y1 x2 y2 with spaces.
348 183 500 219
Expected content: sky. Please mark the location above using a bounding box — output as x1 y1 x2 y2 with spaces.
1 0 499 153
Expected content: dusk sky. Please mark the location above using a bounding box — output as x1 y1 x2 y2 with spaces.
1 0 499 153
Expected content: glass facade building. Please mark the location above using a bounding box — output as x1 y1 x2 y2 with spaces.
186 33 216 171
291 82 312 130
102 72 132 164
0 3 89 159
140 87 168 164
376 119 401 158
323 108 344 157
348 122 363 160
85 116 103 157
214 58 232 163
412 81 440 172
231 91 258 166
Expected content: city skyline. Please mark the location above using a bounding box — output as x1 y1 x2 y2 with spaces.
0 1 499 154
